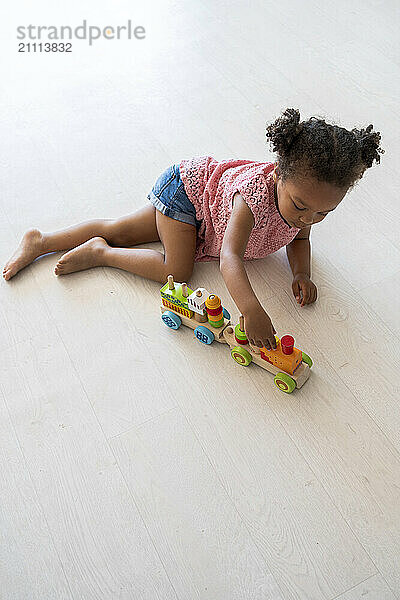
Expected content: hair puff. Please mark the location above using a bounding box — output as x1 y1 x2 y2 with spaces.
266 107 385 189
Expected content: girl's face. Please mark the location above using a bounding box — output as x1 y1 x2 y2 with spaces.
275 174 347 229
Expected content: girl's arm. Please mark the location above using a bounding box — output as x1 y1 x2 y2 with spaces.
220 193 277 349
285 227 311 278
220 253 263 316
220 193 262 316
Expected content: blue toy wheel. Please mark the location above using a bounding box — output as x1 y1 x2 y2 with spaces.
194 326 215 345
222 306 231 320
161 311 182 330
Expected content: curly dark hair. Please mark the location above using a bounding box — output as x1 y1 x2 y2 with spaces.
265 108 385 190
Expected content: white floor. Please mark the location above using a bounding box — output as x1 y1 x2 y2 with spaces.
1 1 400 598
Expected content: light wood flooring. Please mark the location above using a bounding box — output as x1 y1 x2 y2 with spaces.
1 0 399 598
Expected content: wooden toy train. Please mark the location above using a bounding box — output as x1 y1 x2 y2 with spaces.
160 275 313 393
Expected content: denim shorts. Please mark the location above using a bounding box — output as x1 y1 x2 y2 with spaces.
147 163 202 231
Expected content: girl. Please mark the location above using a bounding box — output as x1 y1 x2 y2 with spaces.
3 108 384 350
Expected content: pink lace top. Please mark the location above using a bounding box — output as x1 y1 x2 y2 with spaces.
179 155 301 262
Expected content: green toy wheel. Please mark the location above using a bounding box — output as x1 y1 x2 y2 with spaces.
274 372 296 393
301 351 313 368
231 346 252 366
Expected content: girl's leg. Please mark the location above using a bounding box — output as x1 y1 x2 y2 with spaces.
3 206 160 280
53 211 197 284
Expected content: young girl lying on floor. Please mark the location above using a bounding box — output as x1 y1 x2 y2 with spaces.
3 107 384 350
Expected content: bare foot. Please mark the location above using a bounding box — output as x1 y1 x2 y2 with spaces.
54 237 109 276
3 228 45 281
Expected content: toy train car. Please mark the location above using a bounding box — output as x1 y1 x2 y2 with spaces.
160 275 313 393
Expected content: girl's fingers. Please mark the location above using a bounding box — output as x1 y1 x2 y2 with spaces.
297 281 318 306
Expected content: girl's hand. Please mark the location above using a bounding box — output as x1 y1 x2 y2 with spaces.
292 273 317 307
244 306 277 350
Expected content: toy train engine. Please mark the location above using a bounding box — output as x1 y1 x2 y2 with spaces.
228 316 304 376
260 335 303 376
